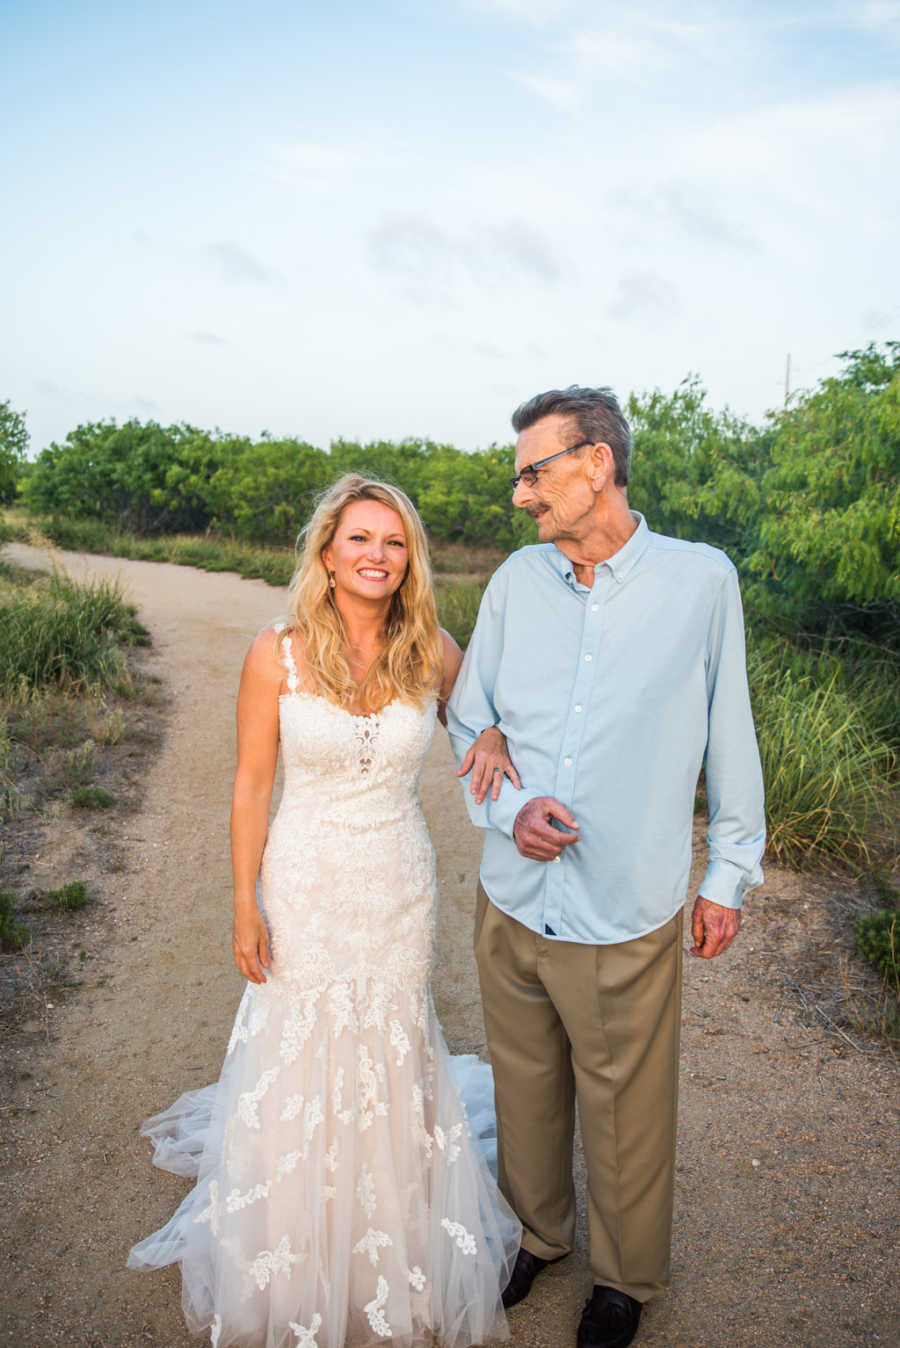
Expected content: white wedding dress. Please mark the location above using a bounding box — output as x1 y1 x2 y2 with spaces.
128 629 520 1347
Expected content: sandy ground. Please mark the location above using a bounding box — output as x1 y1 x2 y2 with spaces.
0 543 897 1348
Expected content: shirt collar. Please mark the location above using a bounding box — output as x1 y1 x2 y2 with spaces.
551 512 651 587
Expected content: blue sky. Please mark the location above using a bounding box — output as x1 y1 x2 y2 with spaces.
4 0 899 455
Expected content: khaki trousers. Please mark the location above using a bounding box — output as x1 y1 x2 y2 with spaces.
474 885 682 1303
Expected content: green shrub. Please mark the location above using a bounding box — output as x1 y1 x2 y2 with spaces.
45 881 90 912
0 891 28 950
70 785 115 809
853 909 899 986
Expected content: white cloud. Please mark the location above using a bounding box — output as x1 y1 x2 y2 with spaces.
511 71 580 108
367 214 562 302
615 182 761 254
203 242 277 286
607 270 680 320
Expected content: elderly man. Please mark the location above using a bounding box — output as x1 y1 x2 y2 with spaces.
447 386 765 1348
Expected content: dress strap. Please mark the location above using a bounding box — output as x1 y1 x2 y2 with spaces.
273 621 300 695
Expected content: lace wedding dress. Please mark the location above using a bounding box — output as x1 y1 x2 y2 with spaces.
128 629 520 1347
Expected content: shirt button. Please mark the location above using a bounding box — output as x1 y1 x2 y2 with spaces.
564 757 573 766
553 856 561 863
574 704 583 713
591 603 599 612
584 653 592 662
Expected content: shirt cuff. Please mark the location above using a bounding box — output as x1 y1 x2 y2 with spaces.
698 858 757 910
485 785 544 839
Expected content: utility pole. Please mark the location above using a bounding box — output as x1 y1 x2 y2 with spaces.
784 352 791 405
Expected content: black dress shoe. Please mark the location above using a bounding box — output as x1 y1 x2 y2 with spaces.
501 1247 551 1309
576 1285 642 1347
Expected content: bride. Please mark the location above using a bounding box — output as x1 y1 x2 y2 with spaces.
128 475 522 1347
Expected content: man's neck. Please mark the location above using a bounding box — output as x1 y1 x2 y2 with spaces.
554 494 637 586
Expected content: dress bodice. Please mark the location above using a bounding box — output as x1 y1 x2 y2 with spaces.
259 632 440 991
277 691 438 820
274 625 437 820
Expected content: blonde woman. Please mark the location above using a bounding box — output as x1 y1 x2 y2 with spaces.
128 476 522 1347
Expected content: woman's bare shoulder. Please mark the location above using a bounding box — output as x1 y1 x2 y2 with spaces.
242 625 290 685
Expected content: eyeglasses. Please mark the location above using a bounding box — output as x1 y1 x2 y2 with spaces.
510 439 594 491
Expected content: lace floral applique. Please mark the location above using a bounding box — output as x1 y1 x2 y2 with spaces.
226 992 252 1056
332 1067 355 1125
303 1095 324 1154
226 1180 271 1214
407 1266 426 1292
249 1234 303 1290
441 1219 477 1255
357 1165 377 1218
364 1275 391 1337
328 981 358 1037
280 1093 304 1122
280 990 322 1064
411 1085 433 1159
389 1019 411 1066
435 1122 464 1164
289 1313 322 1347
353 1227 393 1267
357 1045 389 1131
362 981 394 1033
352 718 379 775
237 1067 280 1129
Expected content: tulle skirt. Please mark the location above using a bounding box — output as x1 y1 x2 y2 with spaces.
128 974 520 1348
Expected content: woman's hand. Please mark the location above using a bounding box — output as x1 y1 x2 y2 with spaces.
457 725 522 805
232 906 271 984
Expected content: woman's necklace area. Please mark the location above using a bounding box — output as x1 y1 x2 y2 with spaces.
345 637 383 714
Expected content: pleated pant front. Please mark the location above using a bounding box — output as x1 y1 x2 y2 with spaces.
474 884 683 1304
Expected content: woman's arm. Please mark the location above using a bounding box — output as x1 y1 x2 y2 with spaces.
230 629 283 984
437 629 464 727
438 628 521 805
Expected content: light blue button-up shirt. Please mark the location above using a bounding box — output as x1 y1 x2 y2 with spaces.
447 514 765 945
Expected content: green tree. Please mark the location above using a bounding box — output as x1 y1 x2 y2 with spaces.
208 437 332 544
0 400 29 504
627 377 769 563
749 342 900 634
22 419 240 534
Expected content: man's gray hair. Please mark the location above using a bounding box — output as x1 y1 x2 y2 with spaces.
511 386 632 487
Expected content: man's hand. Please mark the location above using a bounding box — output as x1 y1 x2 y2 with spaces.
513 796 580 861
690 896 741 959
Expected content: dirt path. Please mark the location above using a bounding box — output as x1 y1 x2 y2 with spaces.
1 544 897 1348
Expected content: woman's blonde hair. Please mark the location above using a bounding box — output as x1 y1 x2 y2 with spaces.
287 475 443 709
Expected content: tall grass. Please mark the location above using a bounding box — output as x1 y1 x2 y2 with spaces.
0 568 148 695
20 514 300 587
748 646 896 867
435 578 488 647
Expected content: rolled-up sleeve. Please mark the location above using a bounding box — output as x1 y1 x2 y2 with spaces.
699 567 766 908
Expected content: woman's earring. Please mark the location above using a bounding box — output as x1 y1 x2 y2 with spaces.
328 570 336 589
